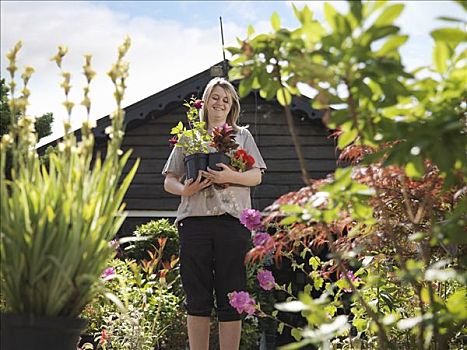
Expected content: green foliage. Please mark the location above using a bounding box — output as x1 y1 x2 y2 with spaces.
124 219 179 262
81 258 187 350
228 0 466 185
229 1 467 349
170 97 212 155
0 38 139 318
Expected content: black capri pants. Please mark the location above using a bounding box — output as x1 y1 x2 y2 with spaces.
177 213 251 322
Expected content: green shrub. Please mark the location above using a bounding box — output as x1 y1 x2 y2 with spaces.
81 257 187 350
124 219 179 262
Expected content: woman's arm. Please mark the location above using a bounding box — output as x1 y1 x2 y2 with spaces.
164 172 212 196
203 164 262 187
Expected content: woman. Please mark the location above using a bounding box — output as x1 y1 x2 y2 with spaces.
162 77 266 350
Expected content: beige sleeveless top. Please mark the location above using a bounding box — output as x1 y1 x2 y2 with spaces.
162 127 267 223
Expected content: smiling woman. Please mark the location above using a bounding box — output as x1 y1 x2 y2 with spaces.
162 77 267 350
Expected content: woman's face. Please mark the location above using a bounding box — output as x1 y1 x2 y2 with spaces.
206 85 232 125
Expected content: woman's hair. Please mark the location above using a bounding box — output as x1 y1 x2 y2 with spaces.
200 77 241 130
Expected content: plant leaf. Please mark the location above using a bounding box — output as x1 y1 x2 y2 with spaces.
431 28 467 45
276 88 292 106
374 4 404 27
433 41 449 73
271 12 281 31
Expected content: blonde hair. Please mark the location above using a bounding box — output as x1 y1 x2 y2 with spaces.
200 77 241 130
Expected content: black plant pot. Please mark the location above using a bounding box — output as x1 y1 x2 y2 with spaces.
208 152 231 171
184 153 208 180
1 313 87 350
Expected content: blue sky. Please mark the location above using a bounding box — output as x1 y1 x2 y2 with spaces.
1 1 464 145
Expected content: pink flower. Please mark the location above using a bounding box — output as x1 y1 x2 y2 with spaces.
252 232 272 247
101 267 116 280
99 328 109 345
257 270 275 290
217 122 233 134
240 208 262 231
193 99 204 109
228 291 256 315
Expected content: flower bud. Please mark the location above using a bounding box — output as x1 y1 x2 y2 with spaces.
193 99 204 109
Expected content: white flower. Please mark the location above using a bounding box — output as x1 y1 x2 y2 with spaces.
309 191 329 208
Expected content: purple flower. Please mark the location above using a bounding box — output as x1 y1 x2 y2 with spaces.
252 232 272 247
193 99 204 109
240 208 262 231
101 267 116 280
228 291 256 315
339 271 360 293
257 270 275 290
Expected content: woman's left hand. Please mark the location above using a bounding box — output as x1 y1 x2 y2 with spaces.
201 163 237 185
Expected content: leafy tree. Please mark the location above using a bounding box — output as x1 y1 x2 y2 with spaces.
0 78 54 140
228 1 466 349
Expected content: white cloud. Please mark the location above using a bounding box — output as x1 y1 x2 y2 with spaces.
1 1 248 146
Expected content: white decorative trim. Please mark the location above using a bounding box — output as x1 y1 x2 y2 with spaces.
124 210 177 217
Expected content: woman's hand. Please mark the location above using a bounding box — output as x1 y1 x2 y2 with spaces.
201 165 262 187
202 163 237 185
181 171 212 196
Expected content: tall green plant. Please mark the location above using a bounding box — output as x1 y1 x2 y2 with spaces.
0 37 139 317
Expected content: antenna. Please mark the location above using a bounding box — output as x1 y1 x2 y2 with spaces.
219 16 227 77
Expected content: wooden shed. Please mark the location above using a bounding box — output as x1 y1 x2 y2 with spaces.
40 62 338 235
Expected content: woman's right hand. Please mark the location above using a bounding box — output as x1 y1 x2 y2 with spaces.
181 171 212 196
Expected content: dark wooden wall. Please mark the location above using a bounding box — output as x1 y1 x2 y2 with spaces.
119 92 338 214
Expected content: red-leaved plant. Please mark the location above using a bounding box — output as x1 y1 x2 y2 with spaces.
210 123 238 154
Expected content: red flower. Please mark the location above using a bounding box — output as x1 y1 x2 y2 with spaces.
235 149 248 160
168 136 178 147
246 155 255 167
193 99 204 109
232 149 255 172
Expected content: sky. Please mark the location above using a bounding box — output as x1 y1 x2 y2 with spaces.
1 1 464 147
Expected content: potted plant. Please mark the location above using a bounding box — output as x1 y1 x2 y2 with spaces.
169 98 212 180
0 38 139 350
208 123 238 171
